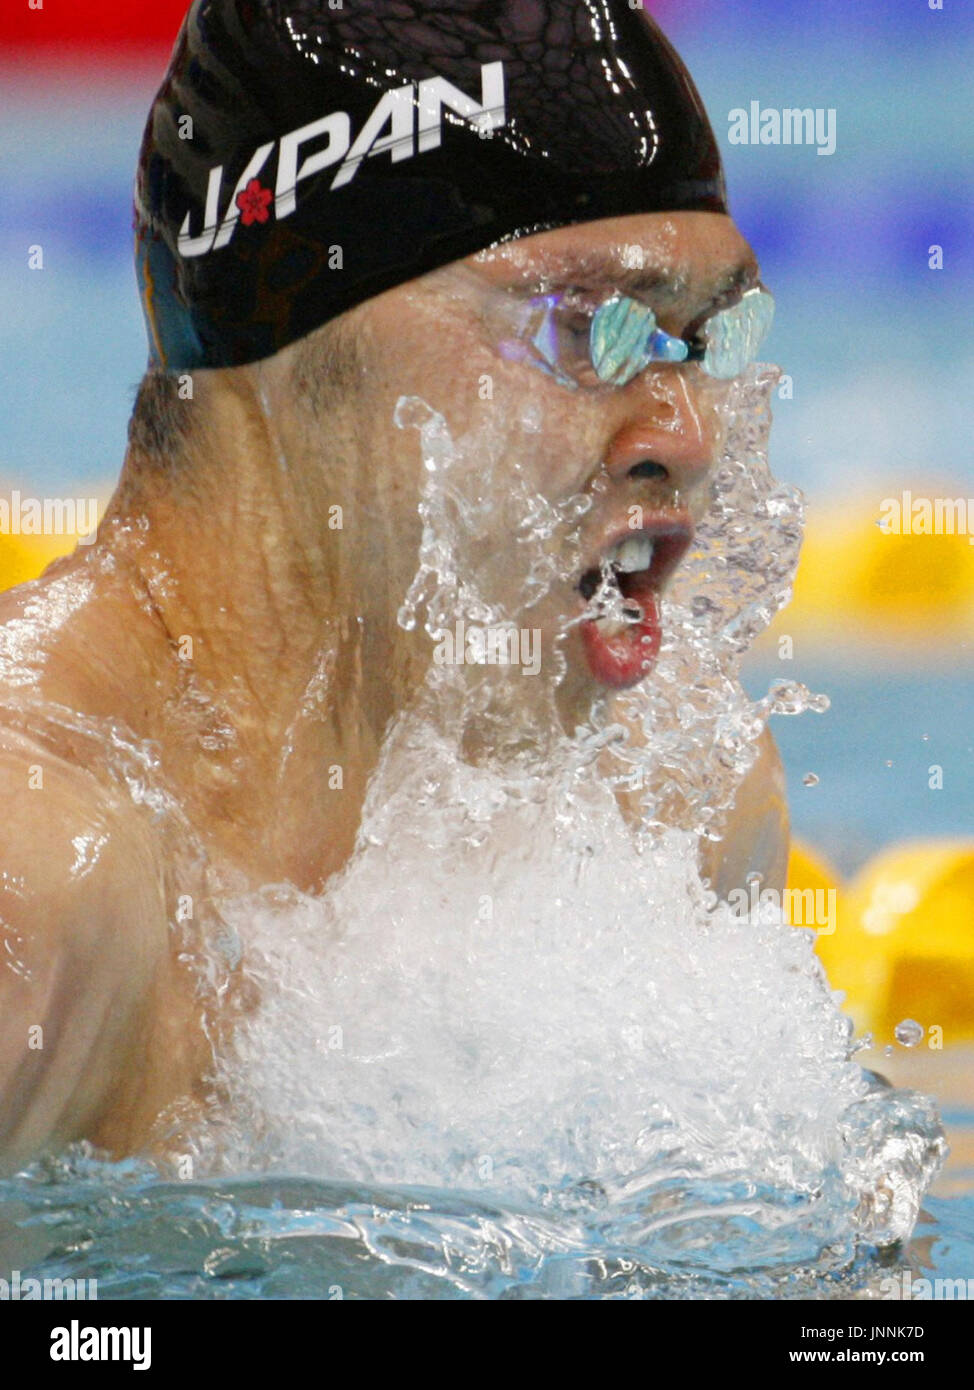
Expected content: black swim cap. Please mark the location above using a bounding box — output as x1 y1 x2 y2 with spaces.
135 1 728 372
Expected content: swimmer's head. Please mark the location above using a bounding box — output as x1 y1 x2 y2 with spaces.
124 2 763 727
134 0 727 372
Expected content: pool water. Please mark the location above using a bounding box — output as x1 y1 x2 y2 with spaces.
747 660 974 878
2 1132 970 1301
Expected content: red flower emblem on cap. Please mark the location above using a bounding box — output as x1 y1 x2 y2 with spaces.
236 178 273 226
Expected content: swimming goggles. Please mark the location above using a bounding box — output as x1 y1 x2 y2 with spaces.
487 284 775 389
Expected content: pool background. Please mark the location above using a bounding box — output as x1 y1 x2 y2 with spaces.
0 0 972 1288
3 1 972 510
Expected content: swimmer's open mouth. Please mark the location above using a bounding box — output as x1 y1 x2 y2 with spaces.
577 517 693 690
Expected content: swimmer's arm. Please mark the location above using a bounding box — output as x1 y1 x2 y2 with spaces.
699 726 790 900
0 751 170 1168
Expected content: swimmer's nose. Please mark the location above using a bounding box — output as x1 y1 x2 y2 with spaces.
604 375 717 494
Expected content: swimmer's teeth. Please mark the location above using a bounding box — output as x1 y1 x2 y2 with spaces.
579 537 653 632
608 535 654 573
595 618 626 637
587 536 652 632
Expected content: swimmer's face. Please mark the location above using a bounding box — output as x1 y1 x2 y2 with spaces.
274 212 762 724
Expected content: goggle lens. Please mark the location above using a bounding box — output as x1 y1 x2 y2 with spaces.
590 286 775 386
696 288 776 381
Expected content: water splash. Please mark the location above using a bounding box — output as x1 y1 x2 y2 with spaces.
1 368 945 1298
164 366 944 1290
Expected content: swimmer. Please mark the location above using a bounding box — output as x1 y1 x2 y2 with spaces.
0 0 788 1165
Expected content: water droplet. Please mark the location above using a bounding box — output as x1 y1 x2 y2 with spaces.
393 394 436 432
802 772 819 787
895 1018 924 1048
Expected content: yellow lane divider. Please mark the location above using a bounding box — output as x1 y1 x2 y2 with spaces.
788 838 974 1044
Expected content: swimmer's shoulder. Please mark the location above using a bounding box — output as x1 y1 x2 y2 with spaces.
701 726 790 900
0 555 124 710
0 716 172 1166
